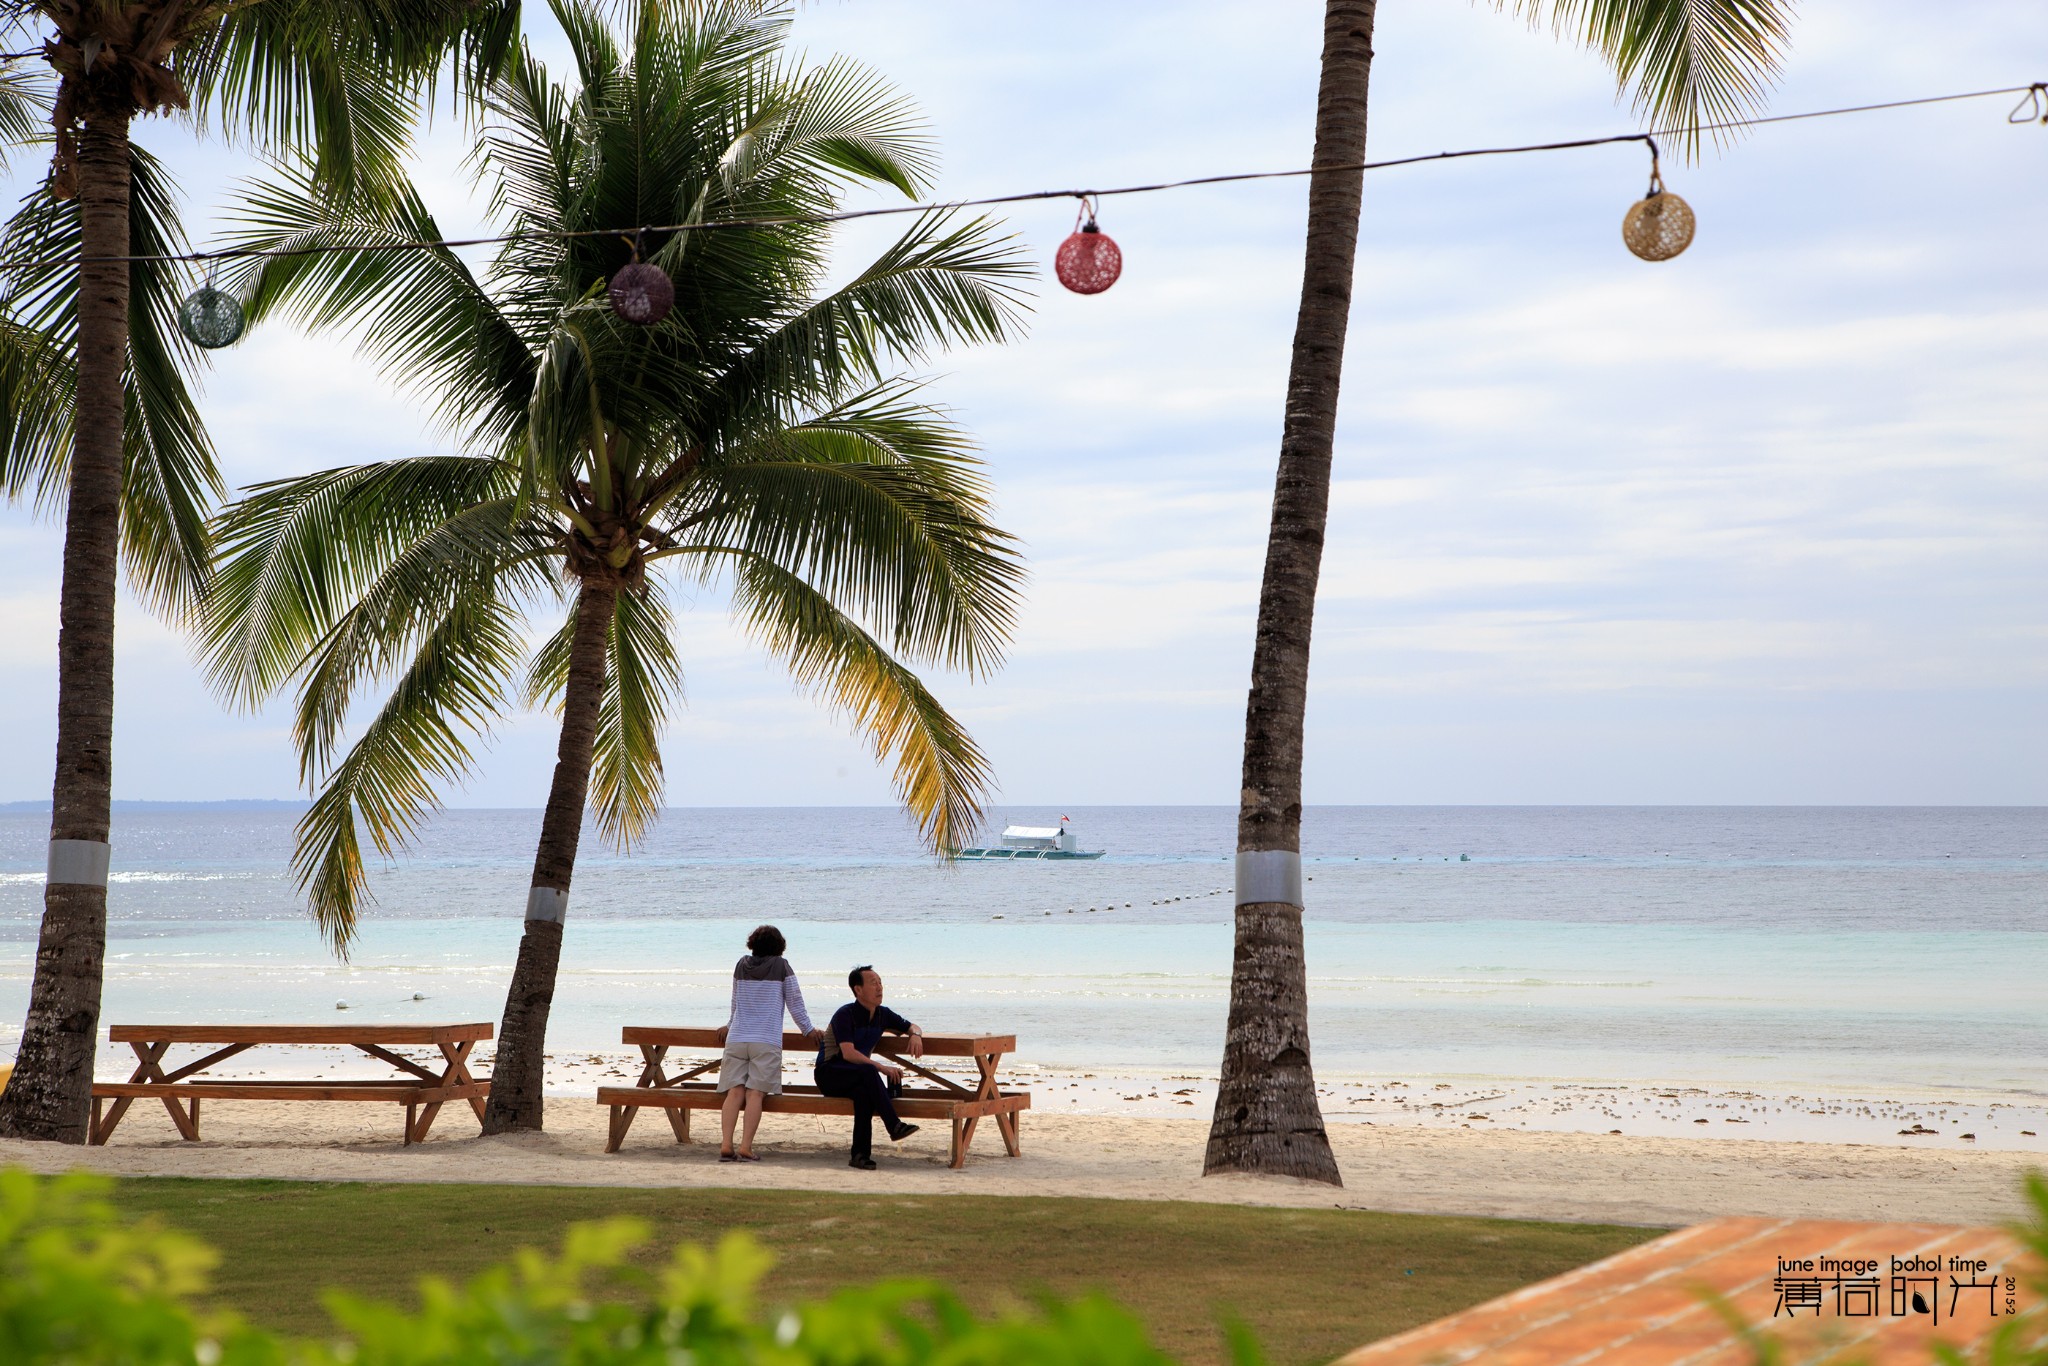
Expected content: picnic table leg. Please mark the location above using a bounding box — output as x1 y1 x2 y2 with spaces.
434 1039 487 1126
950 1114 964 1169
992 1083 1020 1156
165 1099 199 1140
128 1041 201 1142
92 1093 140 1144
972 1051 1022 1159
405 1101 418 1146
409 1099 446 1143
607 1104 638 1153
90 1093 136 1145
635 1044 690 1143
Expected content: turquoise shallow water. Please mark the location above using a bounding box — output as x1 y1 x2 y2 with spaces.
3 805 2044 1098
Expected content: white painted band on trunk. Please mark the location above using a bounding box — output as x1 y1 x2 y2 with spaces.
46 839 111 888
1234 849 1303 908
525 886 568 923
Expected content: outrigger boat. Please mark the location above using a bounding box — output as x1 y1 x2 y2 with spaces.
953 816 1104 861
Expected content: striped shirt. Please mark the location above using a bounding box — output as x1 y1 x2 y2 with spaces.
723 954 816 1045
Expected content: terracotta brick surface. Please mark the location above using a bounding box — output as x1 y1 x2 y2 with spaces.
1337 1218 2041 1366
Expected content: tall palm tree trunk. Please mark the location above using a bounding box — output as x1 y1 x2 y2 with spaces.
0 113 134 1144
1204 0 1376 1184
482 581 615 1133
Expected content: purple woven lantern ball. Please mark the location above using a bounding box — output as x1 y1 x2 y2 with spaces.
1055 224 1122 295
609 260 675 325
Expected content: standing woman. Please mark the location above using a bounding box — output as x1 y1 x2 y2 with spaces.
714 925 821 1161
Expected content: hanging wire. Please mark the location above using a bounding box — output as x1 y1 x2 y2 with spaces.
2009 83 2048 125
42 79 2048 268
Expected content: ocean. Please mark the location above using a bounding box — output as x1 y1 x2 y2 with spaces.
3 805 2045 1142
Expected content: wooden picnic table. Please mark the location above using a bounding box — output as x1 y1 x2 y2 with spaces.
91 1023 492 1147
598 1027 1030 1168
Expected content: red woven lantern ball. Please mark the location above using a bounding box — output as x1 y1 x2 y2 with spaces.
1056 223 1122 295
609 261 674 325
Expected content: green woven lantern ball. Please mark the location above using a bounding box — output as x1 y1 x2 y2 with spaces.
178 286 246 349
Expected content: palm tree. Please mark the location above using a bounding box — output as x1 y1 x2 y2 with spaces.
0 1 518 1144
196 0 1030 1132
1207 0 1795 1183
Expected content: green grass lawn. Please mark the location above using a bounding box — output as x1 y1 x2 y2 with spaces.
108 1178 1662 1365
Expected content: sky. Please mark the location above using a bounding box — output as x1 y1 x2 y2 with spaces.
1 0 2044 813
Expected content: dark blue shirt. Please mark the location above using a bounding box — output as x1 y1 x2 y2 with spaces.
816 1001 914 1070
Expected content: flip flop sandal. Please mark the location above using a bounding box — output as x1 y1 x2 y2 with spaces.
718 1151 738 1162
736 1153 761 1162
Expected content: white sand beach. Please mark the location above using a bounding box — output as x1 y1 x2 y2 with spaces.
5 1087 2038 1230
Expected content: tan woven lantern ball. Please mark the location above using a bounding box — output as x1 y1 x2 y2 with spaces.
1623 189 1695 261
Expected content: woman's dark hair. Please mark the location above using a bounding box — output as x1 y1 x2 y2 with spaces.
849 964 874 990
747 924 786 957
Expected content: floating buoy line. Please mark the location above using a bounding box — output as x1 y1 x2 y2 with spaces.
103 79 2037 343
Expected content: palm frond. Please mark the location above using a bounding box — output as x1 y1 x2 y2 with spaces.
722 549 993 856
0 315 73 509
722 53 936 200
716 210 1032 409
1504 0 1791 154
590 583 679 848
221 166 537 454
0 63 50 173
180 0 523 194
198 456 530 707
549 0 628 103
292 588 532 951
665 382 1023 676
286 496 554 777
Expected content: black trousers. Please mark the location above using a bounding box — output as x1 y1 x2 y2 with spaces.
814 1064 902 1159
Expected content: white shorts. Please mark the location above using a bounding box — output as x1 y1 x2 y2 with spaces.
718 1042 783 1094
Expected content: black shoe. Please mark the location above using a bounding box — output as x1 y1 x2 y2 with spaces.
887 1122 919 1143
849 1154 878 1170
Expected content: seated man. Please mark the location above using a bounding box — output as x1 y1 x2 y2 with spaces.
814 965 924 1170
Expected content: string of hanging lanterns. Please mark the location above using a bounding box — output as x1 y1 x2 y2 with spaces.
163 79 2040 347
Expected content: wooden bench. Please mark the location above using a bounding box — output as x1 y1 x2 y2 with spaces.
598 1027 1030 1169
90 1023 492 1146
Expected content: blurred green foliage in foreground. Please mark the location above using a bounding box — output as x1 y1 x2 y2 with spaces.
7 1165 2045 1365
0 1167 1252 1365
